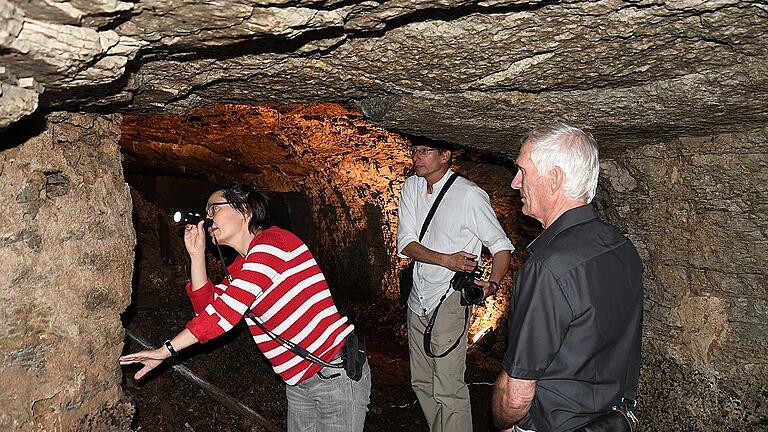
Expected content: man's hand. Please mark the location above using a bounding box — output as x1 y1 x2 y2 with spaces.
473 279 500 299
492 371 536 429
442 251 478 272
402 242 478 272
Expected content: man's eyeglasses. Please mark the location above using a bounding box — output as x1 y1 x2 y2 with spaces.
407 147 439 157
205 201 242 218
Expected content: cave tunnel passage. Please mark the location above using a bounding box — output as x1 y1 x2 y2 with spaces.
117 103 532 432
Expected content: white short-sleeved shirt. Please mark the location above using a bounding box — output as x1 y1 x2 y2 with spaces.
397 169 515 315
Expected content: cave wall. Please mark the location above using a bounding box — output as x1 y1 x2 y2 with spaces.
278 109 410 303
119 105 414 304
0 106 764 431
117 105 531 341
0 0 764 427
597 128 768 430
0 113 135 430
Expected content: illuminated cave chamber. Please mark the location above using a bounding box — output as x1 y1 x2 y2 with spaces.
2 1 767 430
119 103 529 430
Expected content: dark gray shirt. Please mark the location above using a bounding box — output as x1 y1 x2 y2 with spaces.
503 205 643 432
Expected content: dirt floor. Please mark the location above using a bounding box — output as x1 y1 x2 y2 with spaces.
122 298 505 432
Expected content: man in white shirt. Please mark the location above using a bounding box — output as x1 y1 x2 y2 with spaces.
397 141 514 432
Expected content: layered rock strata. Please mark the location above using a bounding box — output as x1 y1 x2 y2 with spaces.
1 0 766 150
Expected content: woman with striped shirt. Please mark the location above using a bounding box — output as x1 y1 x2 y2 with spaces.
120 183 371 431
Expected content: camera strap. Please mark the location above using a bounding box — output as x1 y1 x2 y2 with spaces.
209 233 343 370
423 290 470 358
418 172 461 242
244 309 344 369
411 172 468 358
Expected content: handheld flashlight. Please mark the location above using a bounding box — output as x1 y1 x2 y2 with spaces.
173 212 213 229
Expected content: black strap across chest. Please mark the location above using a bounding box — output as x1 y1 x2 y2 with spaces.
418 172 460 241
413 172 468 358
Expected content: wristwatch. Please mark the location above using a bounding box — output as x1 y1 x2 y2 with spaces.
164 339 179 358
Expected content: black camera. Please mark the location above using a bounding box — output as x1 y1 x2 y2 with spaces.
451 266 485 306
173 211 213 229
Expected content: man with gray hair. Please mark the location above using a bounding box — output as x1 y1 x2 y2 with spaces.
492 124 643 431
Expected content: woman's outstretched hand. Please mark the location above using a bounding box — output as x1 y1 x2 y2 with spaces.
119 347 170 380
184 220 207 258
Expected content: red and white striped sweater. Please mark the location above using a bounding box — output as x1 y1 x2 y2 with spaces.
185 226 353 385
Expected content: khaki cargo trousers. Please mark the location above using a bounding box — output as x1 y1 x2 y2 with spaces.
407 291 472 432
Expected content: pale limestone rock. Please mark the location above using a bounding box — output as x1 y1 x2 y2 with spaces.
7 19 145 86
0 0 766 147
36 0 133 26
0 82 38 129
244 7 345 36
0 0 23 47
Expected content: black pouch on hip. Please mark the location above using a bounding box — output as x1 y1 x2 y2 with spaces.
398 261 414 305
574 404 638 432
341 331 366 381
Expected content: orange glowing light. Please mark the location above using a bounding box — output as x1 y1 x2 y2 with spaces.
472 326 493 344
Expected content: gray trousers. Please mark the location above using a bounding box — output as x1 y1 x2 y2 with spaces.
285 359 372 432
408 292 472 432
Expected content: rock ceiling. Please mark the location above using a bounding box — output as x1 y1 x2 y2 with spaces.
2 0 767 154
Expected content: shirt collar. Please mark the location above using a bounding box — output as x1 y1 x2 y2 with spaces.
427 168 455 194
527 204 598 254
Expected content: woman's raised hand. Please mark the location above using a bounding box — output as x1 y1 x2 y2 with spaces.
184 220 207 258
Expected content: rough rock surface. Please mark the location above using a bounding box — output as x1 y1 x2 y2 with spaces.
597 127 768 430
0 0 766 430
120 104 411 303
0 113 135 430
1 0 767 150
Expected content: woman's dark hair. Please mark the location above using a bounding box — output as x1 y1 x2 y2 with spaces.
215 183 272 234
